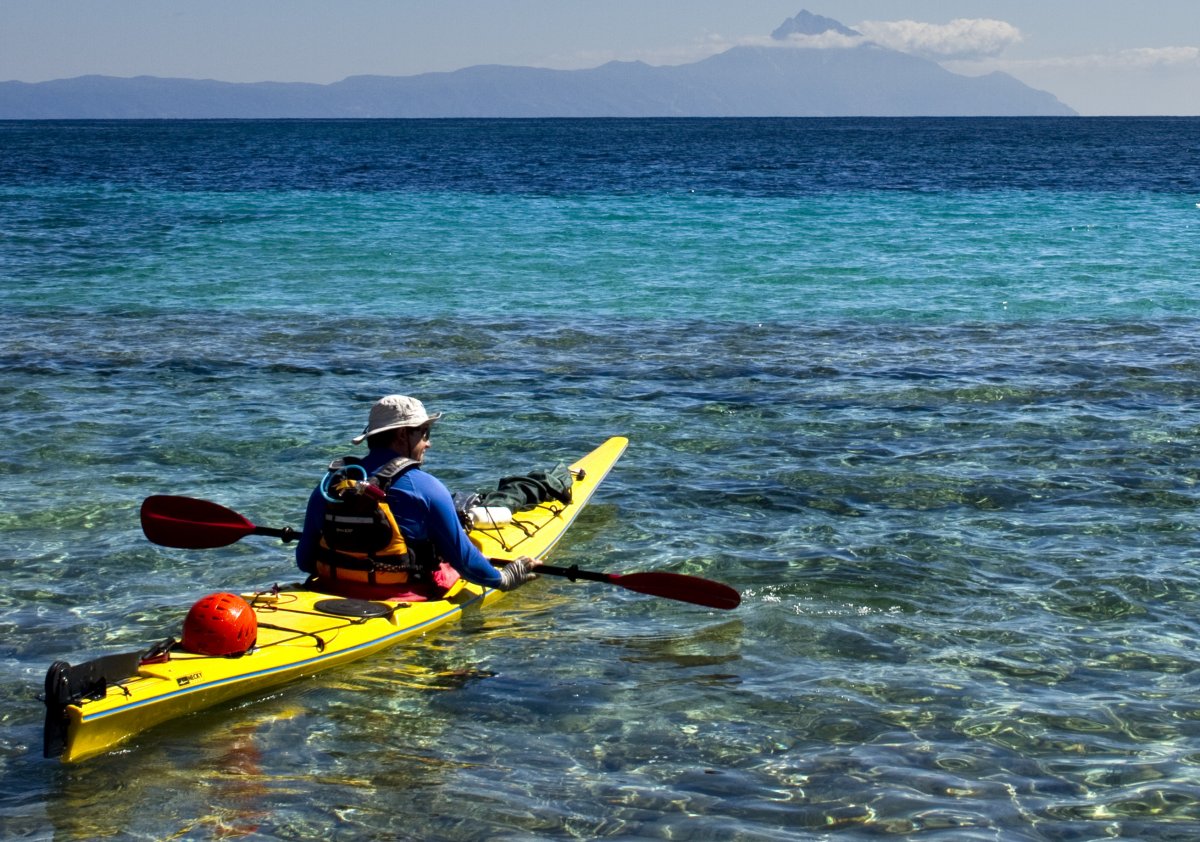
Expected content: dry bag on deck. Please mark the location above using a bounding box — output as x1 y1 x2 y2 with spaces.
479 462 574 512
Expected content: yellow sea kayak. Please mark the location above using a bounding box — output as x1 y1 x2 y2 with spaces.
43 436 628 763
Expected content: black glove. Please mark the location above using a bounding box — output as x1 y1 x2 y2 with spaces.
496 557 538 591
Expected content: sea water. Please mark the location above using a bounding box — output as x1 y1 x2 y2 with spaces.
1 117 1200 839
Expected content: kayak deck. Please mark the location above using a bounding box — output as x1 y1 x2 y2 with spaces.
43 436 627 763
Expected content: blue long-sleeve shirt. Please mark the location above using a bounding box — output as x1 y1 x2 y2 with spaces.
296 450 502 588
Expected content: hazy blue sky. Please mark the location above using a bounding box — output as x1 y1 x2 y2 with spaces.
2 1 1197 115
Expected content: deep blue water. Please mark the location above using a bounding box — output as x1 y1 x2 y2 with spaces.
2 118 1200 840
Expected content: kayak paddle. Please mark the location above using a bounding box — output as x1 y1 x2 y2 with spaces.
140 495 740 609
537 565 741 610
140 495 298 549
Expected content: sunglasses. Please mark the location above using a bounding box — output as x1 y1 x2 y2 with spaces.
410 426 432 441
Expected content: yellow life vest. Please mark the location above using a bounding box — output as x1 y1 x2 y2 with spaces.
316 456 434 587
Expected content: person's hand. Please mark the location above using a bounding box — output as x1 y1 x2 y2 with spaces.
496 556 540 591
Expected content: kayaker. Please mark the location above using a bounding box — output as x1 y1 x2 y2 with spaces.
296 395 539 599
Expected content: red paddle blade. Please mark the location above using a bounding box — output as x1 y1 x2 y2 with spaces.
140 495 259 549
609 572 741 610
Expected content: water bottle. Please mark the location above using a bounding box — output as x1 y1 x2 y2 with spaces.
468 506 513 527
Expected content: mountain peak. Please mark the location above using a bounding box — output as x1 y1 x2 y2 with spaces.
771 10 860 40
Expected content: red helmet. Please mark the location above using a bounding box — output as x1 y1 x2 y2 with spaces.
182 593 257 656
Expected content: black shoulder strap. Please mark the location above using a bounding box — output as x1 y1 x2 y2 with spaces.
370 457 419 491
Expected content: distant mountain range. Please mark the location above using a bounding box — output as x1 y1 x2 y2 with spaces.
0 10 1076 119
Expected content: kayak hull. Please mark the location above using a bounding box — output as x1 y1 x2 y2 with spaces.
54 584 505 764
44 436 627 763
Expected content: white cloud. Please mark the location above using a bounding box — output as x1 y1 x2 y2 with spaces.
1116 46 1200 67
956 45 1200 74
709 18 1024 63
854 18 1022 61
560 19 1022 68
1039 46 1200 69
557 18 1196 79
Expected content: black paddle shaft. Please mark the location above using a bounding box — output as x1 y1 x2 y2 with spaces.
537 564 612 584
255 525 299 543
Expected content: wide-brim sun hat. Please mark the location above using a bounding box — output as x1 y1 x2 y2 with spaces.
351 395 443 444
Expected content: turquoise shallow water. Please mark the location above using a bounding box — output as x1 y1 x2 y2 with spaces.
2 118 1200 839
4 187 1198 321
